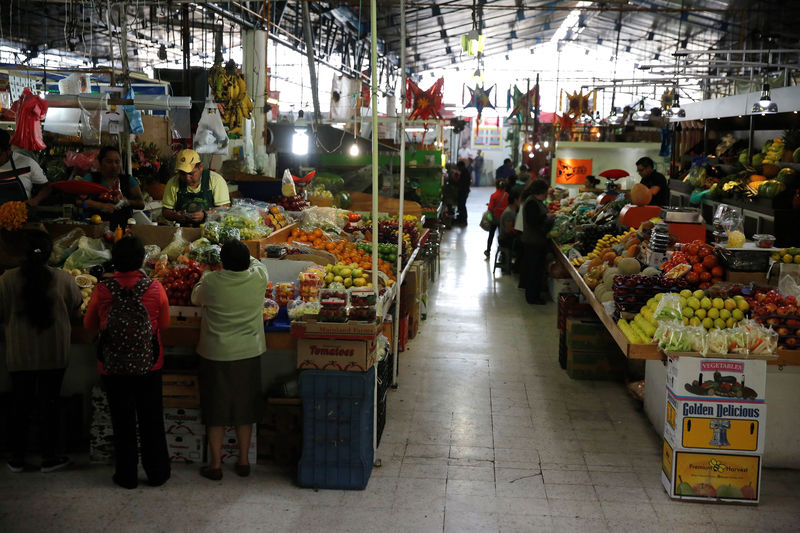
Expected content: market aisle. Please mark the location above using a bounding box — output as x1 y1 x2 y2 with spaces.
2 188 800 532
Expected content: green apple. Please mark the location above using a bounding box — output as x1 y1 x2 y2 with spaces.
693 290 706 300
714 318 727 329
702 318 714 329
700 297 712 309
695 308 707 320
689 317 701 327
719 309 731 320
351 268 363 278
737 300 750 312
708 308 720 320
687 297 701 309
724 298 737 311
726 317 736 328
712 297 725 309
683 317 689 326
732 309 744 321
655 293 664 302
333 275 344 283
680 296 688 308
682 307 694 318
647 298 657 309
733 295 745 302
680 289 693 298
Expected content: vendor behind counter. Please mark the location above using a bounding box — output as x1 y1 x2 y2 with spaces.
0 130 51 206
78 146 145 230
161 149 230 227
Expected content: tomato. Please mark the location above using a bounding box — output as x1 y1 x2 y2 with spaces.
685 243 699 256
702 255 718 269
699 271 712 281
711 266 724 278
697 246 710 258
692 263 705 273
685 272 699 284
687 255 699 265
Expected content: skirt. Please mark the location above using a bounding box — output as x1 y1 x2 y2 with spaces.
199 355 263 427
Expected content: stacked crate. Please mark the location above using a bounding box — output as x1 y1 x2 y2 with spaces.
565 318 625 380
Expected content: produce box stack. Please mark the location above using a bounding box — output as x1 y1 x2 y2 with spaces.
257 398 303 466
220 424 258 465
564 318 626 380
557 293 593 369
163 407 205 463
661 354 767 504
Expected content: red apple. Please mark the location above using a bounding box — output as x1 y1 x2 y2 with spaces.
786 319 800 327
685 243 699 256
785 337 798 346
766 303 778 313
756 293 767 303
786 296 797 305
777 327 790 336
777 306 791 316
767 317 781 326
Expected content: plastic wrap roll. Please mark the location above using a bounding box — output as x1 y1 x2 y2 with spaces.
45 93 109 110
133 95 191 110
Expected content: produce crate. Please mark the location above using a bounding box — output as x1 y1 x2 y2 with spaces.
566 348 626 381
298 368 375 490
257 398 303 466
565 318 614 351
162 373 201 408
557 293 593 332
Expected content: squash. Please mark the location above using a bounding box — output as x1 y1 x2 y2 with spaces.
749 174 767 184
630 183 652 206
757 179 786 199
776 168 797 186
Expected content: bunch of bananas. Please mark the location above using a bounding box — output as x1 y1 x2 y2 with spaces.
585 228 637 260
209 60 254 137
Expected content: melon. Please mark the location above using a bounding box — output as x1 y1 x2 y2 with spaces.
602 267 620 285
630 183 652 206
598 291 614 304
642 266 660 277
618 257 642 275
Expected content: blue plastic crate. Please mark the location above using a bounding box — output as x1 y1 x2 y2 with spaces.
298 368 374 490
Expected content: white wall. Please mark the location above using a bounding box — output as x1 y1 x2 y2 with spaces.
550 141 663 192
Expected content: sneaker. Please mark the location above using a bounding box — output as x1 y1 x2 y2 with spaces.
7 459 24 473
41 456 71 473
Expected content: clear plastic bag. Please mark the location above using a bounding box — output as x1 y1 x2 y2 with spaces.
727 326 749 355
194 99 229 155
143 244 162 268
201 221 221 243
163 228 189 260
741 319 778 356
706 329 728 355
654 293 683 322
281 168 297 197
63 237 111 270
287 298 321 320
217 225 241 244
49 227 86 266
262 298 279 322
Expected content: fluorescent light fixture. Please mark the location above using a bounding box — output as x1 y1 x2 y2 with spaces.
405 127 426 133
550 1 591 43
292 112 309 155
606 107 623 125
752 83 778 114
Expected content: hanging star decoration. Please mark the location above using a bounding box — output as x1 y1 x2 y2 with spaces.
465 84 495 121
406 77 445 122
507 85 539 123
660 88 676 111
565 90 593 120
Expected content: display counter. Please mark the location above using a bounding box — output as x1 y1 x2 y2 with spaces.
552 242 800 469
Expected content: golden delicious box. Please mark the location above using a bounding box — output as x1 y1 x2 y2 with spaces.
662 441 761 503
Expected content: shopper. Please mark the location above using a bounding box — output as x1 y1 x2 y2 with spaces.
80 146 145 229
191 240 269 481
635 156 669 206
473 150 484 187
485 179 509 259
161 148 231 226
519 180 554 304
495 158 516 190
497 189 521 273
84 236 171 489
454 160 471 226
0 230 82 473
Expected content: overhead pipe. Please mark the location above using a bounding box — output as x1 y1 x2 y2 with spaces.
300 1 322 126
370 0 380 306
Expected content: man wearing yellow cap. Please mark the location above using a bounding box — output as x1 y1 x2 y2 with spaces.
162 149 231 225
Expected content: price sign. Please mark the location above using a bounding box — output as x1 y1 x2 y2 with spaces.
556 158 592 185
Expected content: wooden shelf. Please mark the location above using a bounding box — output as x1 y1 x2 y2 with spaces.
553 243 800 366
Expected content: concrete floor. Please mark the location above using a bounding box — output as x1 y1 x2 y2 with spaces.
2 187 800 532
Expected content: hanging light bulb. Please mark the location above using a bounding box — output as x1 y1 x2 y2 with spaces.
752 83 778 114
534 142 541 151
543 140 550 149
527 151 535 159
522 140 533 153
348 141 360 157
633 101 650 122
292 111 309 155
607 107 623 125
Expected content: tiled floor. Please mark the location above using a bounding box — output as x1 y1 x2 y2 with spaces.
2 188 800 532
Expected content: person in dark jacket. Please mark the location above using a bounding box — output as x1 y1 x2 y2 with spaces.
519 179 554 304
454 160 471 225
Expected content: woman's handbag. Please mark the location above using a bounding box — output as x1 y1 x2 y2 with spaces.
479 209 493 231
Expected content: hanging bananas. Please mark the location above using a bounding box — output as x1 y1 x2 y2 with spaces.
208 60 254 137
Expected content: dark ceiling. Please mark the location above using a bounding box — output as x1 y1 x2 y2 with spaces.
2 1 799 94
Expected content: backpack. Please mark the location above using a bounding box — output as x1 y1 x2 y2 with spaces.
97 278 158 375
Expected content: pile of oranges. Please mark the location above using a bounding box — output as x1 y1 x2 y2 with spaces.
287 227 395 281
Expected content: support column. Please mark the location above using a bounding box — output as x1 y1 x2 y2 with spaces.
243 28 267 172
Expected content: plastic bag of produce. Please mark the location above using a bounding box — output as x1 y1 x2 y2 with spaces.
49 227 86 266
727 326 749 355
163 228 189 261
741 319 778 355
281 168 297 197
63 237 111 270
194 99 228 155
262 298 279 322
217 225 241 244
654 293 683 321
143 245 162 268
657 321 693 352
201 221 221 243
707 328 728 355
297 206 347 233
287 298 321 321
686 326 708 354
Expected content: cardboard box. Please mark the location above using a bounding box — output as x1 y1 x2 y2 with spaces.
291 316 382 339
661 441 761 503
548 278 579 302
724 270 772 285
163 407 204 436
162 373 201 408
297 337 378 371
565 318 614 351
169 306 202 328
566 348 625 380
665 355 767 402
257 398 302 466
220 424 257 465
166 433 205 463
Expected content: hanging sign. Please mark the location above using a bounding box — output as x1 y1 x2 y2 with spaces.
555 158 592 185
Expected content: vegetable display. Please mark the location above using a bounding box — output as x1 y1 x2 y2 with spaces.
160 261 204 306
0 201 28 230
